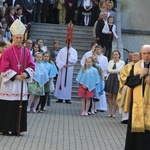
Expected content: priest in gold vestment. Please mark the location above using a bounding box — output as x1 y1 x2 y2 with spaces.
117 52 141 124
125 45 150 150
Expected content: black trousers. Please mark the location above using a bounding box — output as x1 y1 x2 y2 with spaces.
37 92 49 110
0 100 27 132
66 7 76 24
47 4 58 24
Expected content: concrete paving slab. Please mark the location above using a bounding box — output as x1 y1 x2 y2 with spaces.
0 100 127 150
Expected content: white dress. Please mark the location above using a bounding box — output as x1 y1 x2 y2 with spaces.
96 54 108 111
54 47 78 100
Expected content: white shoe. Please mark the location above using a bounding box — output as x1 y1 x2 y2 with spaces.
94 110 97 113
88 112 91 115
84 112 88 116
27 108 30 113
112 114 116 118
91 111 95 115
32 109 37 113
81 112 85 116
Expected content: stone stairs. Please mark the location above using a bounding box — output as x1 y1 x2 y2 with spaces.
29 23 93 100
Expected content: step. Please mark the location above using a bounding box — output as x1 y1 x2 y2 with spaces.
31 23 93 31
29 33 93 41
30 27 93 36
29 37 93 50
29 35 93 45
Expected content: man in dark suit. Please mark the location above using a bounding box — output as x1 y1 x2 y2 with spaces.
76 0 83 26
91 0 100 26
125 45 150 150
33 0 43 23
21 0 34 23
5 0 22 7
96 11 108 47
47 0 58 24
65 0 77 24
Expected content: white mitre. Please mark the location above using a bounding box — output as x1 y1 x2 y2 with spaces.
10 19 26 35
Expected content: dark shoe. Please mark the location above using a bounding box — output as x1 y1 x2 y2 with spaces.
65 100 71 104
56 100 63 103
2 132 10 136
88 112 91 115
100 110 105 112
11 132 23 136
121 120 128 124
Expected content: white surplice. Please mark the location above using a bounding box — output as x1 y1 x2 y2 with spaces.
0 68 34 101
80 50 93 67
54 47 78 100
96 54 108 111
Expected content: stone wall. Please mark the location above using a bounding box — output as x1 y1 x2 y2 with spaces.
119 0 150 30
118 0 150 53
122 34 150 52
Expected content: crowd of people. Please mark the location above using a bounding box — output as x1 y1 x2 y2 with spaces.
0 0 117 25
0 0 118 62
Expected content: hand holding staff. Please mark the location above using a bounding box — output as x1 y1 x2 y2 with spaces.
17 47 26 136
64 22 74 87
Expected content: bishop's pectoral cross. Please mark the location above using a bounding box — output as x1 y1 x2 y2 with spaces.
17 64 21 69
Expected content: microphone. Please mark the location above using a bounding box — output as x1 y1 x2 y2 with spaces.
144 60 150 76
144 60 149 68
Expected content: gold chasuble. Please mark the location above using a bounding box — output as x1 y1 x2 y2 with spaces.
132 60 150 132
117 62 133 113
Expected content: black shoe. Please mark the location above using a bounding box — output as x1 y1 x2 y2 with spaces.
2 132 10 136
56 100 63 103
121 120 128 124
11 132 23 136
100 110 105 112
65 100 71 104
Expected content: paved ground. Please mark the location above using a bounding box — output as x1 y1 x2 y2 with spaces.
0 100 127 150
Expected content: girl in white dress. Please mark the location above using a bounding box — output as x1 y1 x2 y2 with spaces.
82 0 92 26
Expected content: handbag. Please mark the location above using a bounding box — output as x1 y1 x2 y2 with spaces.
28 81 45 96
50 78 55 93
